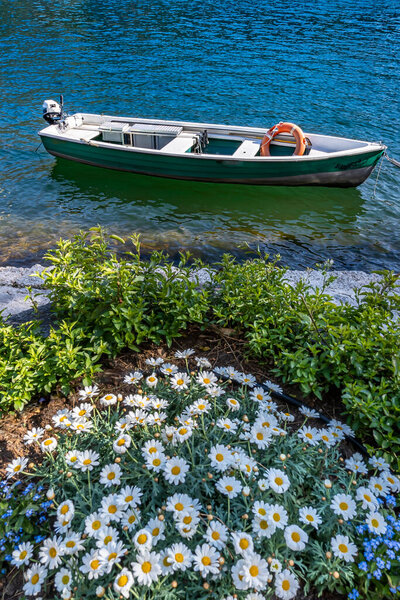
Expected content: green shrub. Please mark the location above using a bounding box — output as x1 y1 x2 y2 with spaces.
212 255 400 467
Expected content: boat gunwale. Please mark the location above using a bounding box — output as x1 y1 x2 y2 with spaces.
38 113 386 163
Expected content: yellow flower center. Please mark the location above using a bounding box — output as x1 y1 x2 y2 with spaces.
306 515 314 522
153 458 161 466
60 505 69 515
179 428 187 435
128 515 136 524
275 477 283 486
273 513 280 522
177 379 184 386
202 556 211 566
224 424 231 429
107 472 116 480
83 459 92 465
44 440 53 446
371 518 379 528
118 575 129 586
338 543 348 553
49 548 57 558
183 516 192 525
149 377 155 382
109 552 117 561
31 574 40 584
175 553 184 563
339 502 348 511
249 565 259 577
70 456 77 462
291 532 301 543
142 561 152 573
137 534 147 545
171 466 181 475
225 485 233 492
152 527 160 536
66 541 76 548
117 439 126 446
163 556 171 566
198 404 205 410
239 538 249 549
108 505 117 514
104 535 112 545
175 502 184 511
305 433 313 439
216 453 224 462
79 409 86 416
62 575 70 584
20 550 27 559
262 421 270 428
92 520 101 530
203 378 210 384
125 495 133 503
90 559 100 570
364 494 371 502
256 433 264 440
282 580 290 591
258 508 266 516
211 531 220 540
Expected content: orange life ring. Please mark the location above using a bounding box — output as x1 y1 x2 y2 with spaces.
260 122 306 157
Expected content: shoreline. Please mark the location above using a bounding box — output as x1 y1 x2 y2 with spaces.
0 264 392 328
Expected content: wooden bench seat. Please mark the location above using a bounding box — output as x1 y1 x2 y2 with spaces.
160 134 196 154
233 139 261 158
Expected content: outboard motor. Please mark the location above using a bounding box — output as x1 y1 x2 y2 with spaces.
42 95 64 124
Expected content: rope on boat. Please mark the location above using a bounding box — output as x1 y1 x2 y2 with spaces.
385 152 400 169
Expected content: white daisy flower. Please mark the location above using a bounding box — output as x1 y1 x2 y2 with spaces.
100 393 117 406
72 403 94 419
62 532 85 555
366 511 387 535
166 493 201 515
251 425 272 449
24 427 45 445
52 410 72 429
99 540 126 573
133 529 153 553
255 412 278 433
298 506 322 529
263 380 282 393
258 478 269 492
197 371 218 387
113 434 131 454
191 398 211 414
319 430 337 447
39 536 64 569
267 468 290 494
145 357 164 366
146 373 158 388
205 520 228 549
57 500 75 523
242 553 270 591
356 487 379 510
250 387 271 403
113 568 134 598
275 569 299 599
345 455 368 475
174 348 195 358
147 518 166 544
115 417 132 433
284 525 308 551
299 406 320 418
118 485 143 508
54 567 73 592
330 494 357 521
71 418 93 433
6 457 28 478
297 426 320 446
269 558 282 574
252 501 270 519
174 425 193 442
192 543 220 577
216 418 238 433
85 513 106 537
226 397 240 411
159 549 174 575
99 463 122 487
163 457 189 485
331 534 358 562
267 504 288 530
195 357 212 368
131 550 162 585
79 384 99 399
65 449 80 466
145 452 166 472
231 559 250 590
328 419 354 437
240 373 256 387
170 372 190 391
160 363 178 375
207 385 225 398
124 371 143 384
74 449 99 471
216 476 242 498
279 411 295 423
167 542 192 571
23 564 47 596
11 541 34 567
151 398 169 410
80 549 106 579
380 471 400 492
95 526 120 548
232 531 254 555
252 517 277 539
369 455 391 471
121 508 141 531
99 493 124 522
369 477 390 497
41 437 58 452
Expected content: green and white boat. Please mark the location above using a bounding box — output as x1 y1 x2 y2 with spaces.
39 99 385 187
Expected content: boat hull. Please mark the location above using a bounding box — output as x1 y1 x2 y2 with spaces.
40 135 384 187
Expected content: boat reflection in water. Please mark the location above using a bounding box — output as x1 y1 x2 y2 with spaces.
46 158 376 270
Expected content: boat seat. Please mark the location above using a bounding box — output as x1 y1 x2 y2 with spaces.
233 139 261 158
67 129 100 141
160 133 196 154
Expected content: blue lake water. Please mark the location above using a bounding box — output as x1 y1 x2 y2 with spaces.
0 0 399 268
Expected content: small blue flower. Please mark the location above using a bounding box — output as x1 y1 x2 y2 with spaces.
373 568 382 580
348 589 360 600
358 561 368 572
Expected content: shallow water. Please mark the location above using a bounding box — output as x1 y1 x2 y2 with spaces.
0 0 399 268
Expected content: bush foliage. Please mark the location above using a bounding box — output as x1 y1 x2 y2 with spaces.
0 228 399 468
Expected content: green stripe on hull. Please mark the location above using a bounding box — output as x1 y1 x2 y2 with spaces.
41 136 384 187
